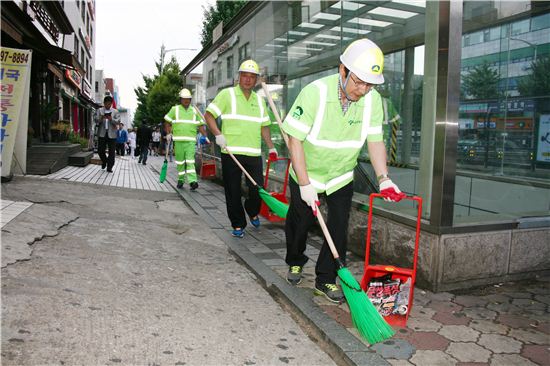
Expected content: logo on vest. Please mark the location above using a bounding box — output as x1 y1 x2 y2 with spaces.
348 119 361 126
292 106 304 120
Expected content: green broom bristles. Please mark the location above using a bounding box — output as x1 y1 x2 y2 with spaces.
259 188 289 218
338 266 395 344
159 160 168 183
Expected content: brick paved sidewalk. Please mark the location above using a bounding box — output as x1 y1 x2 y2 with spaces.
151 155 550 365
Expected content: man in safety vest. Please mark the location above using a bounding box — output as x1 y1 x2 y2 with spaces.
204 59 277 238
164 88 209 190
281 39 405 303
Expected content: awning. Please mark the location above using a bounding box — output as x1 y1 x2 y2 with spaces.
43 44 75 68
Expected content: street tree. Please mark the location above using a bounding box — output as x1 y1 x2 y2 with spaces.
518 56 550 96
200 1 246 47
462 61 500 100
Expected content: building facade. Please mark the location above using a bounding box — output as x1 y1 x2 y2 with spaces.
182 1 550 291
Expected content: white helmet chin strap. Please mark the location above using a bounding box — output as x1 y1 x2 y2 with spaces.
339 71 355 101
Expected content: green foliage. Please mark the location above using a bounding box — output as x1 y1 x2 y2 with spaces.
68 131 88 148
200 1 247 47
133 47 183 127
462 61 500 100
518 56 550 97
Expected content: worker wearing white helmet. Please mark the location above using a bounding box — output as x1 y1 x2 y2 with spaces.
281 39 405 303
204 59 278 238
164 88 209 190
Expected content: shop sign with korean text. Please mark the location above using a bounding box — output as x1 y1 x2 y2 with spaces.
1 47 32 177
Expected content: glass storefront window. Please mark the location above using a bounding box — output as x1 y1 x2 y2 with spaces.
456 1 550 223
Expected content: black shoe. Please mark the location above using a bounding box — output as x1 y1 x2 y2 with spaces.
177 181 183 189
314 282 345 303
190 182 198 191
142 162 146 165
286 266 303 286
101 162 106 169
107 169 113 173
138 160 142 164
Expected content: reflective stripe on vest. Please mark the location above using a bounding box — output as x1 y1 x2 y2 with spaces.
172 136 195 141
306 80 380 149
223 146 261 155
309 171 354 192
174 106 200 124
220 88 269 124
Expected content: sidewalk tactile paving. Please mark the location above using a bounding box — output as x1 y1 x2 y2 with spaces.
152 154 550 366
478 334 522 353
521 344 550 365
438 325 480 342
410 350 458 365
508 328 550 345
490 353 538 366
445 342 491 363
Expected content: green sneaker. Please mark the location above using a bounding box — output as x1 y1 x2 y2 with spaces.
314 282 345 303
286 265 303 285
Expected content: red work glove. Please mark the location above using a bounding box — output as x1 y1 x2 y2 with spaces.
379 179 406 202
268 147 278 161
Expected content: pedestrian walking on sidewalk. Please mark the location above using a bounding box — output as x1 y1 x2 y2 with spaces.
137 123 152 165
95 95 120 172
116 123 128 156
127 128 137 159
205 59 278 239
164 89 209 190
281 39 404 303
152 128 161 156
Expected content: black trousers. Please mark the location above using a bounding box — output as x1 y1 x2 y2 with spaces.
221 153 263 229
98 133 116 169
285 177 354 284
116 143 125 156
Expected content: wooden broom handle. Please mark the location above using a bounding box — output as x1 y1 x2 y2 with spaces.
315 208 341 260
225 148 258 188
261 82 290 147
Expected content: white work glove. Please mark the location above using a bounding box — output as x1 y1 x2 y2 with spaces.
268 147 278 161
299 184 320 215
379 179 406 202
215 134 227 149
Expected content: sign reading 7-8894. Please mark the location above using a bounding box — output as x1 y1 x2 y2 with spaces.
0 49 31 64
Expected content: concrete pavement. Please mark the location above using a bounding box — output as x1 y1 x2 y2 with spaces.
2 155 549 365
1 176 335 365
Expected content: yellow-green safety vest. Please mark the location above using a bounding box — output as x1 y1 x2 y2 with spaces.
282 74 384 195
206 86 271 156
164 104 205 142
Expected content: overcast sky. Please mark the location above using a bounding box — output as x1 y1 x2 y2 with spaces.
95 0 214 114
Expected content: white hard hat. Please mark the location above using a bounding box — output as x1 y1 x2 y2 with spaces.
179 88 192 99
238 59 260 75
340 39 385 85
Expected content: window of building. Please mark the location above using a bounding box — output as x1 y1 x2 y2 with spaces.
90 27 93 45
216 62 222 83
207 69 214 87
81 1 85 21
226 55 233 79
457 1 550 224
74 36 79 54
238 43 250 63
95 81 98 92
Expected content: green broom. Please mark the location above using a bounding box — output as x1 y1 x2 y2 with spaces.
261 82 394 344
316 210 395 344
225 148 289 218
159 134 171 183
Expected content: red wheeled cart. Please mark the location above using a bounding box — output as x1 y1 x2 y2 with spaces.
199 144 217 179
360 193 423 327
259 157 290 222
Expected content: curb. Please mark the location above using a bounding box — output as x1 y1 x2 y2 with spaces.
153 164 390 366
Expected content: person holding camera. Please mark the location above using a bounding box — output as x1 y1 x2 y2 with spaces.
95 95 120 172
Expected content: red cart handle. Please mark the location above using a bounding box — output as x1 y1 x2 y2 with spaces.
264 157 291 196
364 194 423 278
